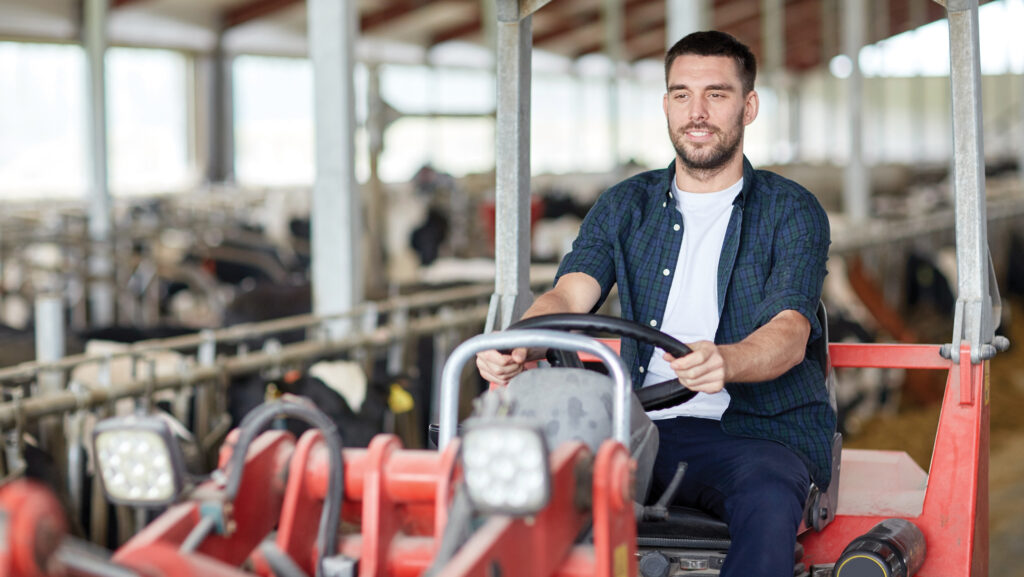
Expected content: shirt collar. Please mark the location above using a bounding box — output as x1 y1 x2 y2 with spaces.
662 155 755 207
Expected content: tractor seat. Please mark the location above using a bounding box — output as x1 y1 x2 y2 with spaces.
636 301 841 551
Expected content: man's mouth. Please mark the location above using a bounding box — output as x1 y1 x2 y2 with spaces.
684 126 716 141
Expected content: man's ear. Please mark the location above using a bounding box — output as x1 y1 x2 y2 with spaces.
744 90 759 126
663 92 669 117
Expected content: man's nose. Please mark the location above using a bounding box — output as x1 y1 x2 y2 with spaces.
689 99 708 121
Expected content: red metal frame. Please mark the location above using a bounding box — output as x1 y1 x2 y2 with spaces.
800 342 989 577
0 339 989 577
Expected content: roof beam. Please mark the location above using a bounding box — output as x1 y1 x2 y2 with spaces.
111 0 148 7
222 0 303 30
362 0 432 32
430 8 483 45
535 0 658 47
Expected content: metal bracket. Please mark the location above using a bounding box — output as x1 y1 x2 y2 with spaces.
497 0 554 22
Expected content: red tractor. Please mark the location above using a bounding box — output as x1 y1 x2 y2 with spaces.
0 303 1001 577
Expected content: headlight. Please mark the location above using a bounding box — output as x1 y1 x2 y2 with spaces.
461 420 551 516
93 414 187 507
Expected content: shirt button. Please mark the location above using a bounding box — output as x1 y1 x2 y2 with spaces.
662 268 670 276
673 224 681 231
650 319 657 327
639 366 645 374
662 201 667 208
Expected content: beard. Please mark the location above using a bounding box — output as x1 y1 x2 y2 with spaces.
669 109 745 176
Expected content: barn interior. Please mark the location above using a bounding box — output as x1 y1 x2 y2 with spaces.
0 0 1023 575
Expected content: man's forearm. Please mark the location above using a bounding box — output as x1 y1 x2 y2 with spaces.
719 310 810 383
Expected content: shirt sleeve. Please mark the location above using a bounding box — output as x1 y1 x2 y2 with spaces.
554 188 619 308
753 190 831 340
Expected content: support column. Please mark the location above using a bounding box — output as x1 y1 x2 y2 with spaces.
308 0 361 338
603 0 624 171
762 0 792 162
365 63 388 298
486 1 534 332
84 0 114 327
204 35 235 184
910 0 928 165
665 0 710 49
35 294 67 481
1019 63 1024 182
842 0 870 222
947 0 994 352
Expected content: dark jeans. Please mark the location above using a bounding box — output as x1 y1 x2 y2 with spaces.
651 417 810 577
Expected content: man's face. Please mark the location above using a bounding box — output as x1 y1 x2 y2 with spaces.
663 55 758 173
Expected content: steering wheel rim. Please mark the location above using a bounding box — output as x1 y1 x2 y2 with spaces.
506 313 697 411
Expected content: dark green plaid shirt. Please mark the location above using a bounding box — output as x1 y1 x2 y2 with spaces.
555 157 836 488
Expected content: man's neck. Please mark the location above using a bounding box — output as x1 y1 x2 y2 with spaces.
674 153 745 193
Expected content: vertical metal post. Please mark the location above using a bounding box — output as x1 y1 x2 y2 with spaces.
486 1 534 332
843 0 870 221
308 0 362 339
34 294 66 393
365 63 388 298
1019 64 1024 183
910 0 928 165
204 34 235 184
604 0 624 171
84 0 114 327
34 294 67 478
947 0 994 357
762 0 791 162
665 0 710 49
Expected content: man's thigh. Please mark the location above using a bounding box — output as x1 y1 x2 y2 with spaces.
651 416 810 520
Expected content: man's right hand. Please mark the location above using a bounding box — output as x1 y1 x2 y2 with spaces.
476 348 529 386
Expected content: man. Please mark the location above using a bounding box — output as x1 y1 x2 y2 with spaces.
477 31 833 576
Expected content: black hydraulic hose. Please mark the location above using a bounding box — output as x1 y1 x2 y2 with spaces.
225 399 344 577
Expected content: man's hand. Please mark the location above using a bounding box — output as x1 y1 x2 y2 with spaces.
664 341 727 394
476 348 530 386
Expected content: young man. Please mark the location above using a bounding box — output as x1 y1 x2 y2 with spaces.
477 31 833 576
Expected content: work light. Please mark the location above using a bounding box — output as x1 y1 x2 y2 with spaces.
93 414 188 507
461 419 552 516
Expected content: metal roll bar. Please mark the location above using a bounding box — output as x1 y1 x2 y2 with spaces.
438 330 631 451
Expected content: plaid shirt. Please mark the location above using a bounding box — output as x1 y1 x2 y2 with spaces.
555 157 836 488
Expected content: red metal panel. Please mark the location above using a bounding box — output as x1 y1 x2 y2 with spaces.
801 360 990 577
116 431 294 567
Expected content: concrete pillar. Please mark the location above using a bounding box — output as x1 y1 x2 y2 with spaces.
843 0 870 221
486 1 534 332
665 0 710 49
762 0 792 162
604 0 624 170
308 0 362 338
204 36 235 184
83 0 114 327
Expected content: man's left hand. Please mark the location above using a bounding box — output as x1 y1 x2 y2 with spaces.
664 341 727 394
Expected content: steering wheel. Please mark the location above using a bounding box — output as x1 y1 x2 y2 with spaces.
506 313 698 412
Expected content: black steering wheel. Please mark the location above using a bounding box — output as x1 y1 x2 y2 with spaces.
506 313 697 412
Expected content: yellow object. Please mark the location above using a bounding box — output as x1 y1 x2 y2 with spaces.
389 384 415 414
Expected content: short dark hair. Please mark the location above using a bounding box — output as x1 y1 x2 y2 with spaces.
665 31 757 94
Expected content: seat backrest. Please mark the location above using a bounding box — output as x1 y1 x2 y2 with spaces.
807 300 837 416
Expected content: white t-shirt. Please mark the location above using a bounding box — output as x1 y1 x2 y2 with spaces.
643 176 743 421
